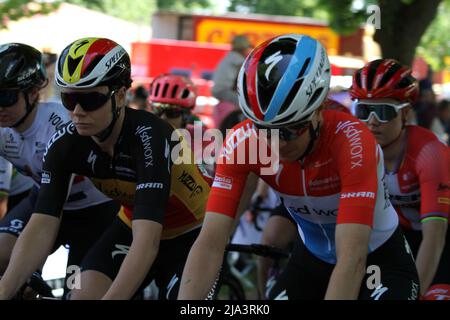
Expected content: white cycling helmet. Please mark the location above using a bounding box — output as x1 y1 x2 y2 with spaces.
237 34 331 127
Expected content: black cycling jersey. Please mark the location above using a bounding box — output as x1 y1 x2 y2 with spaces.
35 107 175 224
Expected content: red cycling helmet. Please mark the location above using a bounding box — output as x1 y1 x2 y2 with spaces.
149 74 197 109
350 59 419 103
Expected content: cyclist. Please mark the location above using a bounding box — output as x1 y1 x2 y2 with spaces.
0 157 34 218
350 58 449 298
0 43 119 299
0 38 211 300
178 34 419 300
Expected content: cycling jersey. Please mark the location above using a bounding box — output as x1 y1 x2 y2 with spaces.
0 156 33 197
384 125 449 230
35 107 211 239
207 110 399 264
0 102 110 210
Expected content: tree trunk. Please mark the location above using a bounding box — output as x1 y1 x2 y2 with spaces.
374 0 442 66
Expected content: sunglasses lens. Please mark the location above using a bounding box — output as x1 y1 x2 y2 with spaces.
61 92 110 112
356 104 399 122
0 90 20 108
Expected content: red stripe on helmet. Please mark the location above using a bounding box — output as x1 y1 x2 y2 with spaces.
245 40 269 120
80 38 117 78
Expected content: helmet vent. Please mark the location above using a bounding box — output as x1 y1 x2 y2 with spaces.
67 56 82 76
162 83 169 98
181 88 190 99
171 84 179 98
379 63 401 88
83 55 103 79
298 58 311 79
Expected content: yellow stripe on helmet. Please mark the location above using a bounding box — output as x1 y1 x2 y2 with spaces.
62 37 99 84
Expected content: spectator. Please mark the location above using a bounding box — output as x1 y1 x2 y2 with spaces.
212 35 251 106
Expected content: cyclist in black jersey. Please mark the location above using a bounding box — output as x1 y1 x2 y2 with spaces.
0 38 208 300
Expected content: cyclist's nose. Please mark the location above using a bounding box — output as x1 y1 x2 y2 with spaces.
367 113 380 126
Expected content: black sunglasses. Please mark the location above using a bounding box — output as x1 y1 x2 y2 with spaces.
355 102 409 123
255 121 311 141
0 90 20 108
61 91 115 112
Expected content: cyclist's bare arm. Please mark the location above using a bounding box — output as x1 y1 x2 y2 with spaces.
102 219 162 300
325 223 371 300
0 213 60 299
416 219 448 295
0 195 8 219
178 212 235 299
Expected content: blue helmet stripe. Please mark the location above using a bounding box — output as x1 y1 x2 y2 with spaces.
264 36 317 122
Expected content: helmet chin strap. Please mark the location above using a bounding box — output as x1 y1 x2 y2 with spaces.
298 121 321 161
12 92 37 128
95 91 121 142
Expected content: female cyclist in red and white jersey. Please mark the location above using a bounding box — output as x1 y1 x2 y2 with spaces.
351 59 450 299
178 34 419 300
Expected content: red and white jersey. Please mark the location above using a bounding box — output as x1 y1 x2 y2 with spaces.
207 110 399 264
384 125 449 231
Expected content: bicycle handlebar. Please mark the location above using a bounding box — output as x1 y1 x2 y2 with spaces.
225 243 289 260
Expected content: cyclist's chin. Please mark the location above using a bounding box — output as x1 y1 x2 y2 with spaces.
74 123 96 136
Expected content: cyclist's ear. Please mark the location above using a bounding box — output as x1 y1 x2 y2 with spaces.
116 86 128 107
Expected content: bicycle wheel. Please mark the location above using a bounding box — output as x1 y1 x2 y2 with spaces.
215 273 246 300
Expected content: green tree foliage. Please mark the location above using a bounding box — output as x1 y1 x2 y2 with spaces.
416 0 450 70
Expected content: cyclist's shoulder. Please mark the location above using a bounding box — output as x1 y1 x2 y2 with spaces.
322 109 375 147
125 107 175 141
405 125 448 157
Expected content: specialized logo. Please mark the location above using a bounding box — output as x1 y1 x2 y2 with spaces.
340 191 375 199
105 48 125 69
264 50 283 81
305 47 326 99
87 150 97 173
335 121 364 169
41 170 51 184
212 175 233 190
178 170 203 198
135 126 153 168
136 182 164 190
111 244 130 259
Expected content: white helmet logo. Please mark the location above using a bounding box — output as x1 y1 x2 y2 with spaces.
264 50 282 81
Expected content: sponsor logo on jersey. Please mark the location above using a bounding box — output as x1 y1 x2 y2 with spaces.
212 175 233 190
340 191 375 199
178 170 203 198
135 126 154 168
87 150 97 173
43 123 75 161
41 170 51 184
438 183 450 191
335 120 363 169
288 205 338 217
136 182 164 190
49 112 66 131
